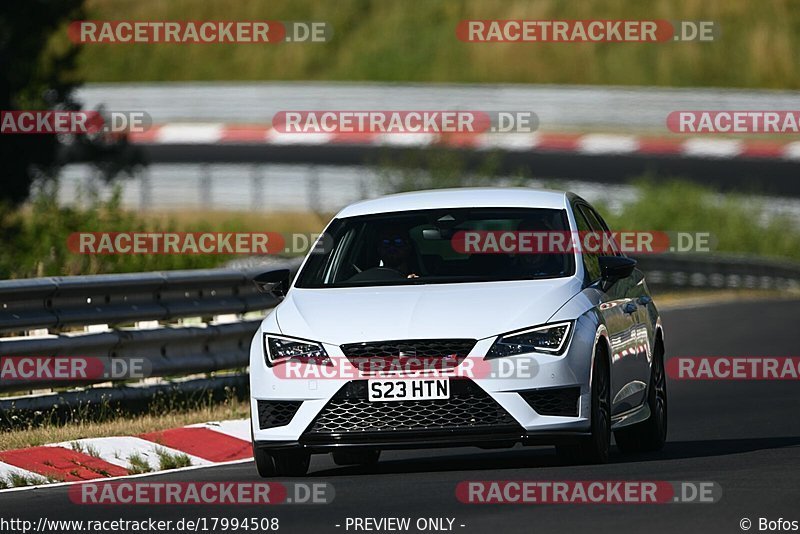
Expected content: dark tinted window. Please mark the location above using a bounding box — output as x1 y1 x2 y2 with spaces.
572 205 602 283
296 208 575 288
578 203 622 256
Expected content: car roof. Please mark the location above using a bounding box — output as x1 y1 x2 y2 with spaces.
335 188 572 218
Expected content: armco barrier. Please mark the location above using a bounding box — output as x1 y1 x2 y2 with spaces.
1 255 799 399
126 141 800 195
0 263 299 395
632 253 800 291
61 125 800 196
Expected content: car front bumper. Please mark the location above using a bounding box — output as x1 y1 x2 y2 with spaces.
250 317 599 450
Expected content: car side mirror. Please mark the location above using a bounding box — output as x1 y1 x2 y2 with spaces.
598 256 636 291
253 269 291 299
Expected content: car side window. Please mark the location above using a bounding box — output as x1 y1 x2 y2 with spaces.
573 206 602 284
579 204 623 257
581 204 625 256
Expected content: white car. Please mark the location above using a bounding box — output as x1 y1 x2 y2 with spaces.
249 188 667 476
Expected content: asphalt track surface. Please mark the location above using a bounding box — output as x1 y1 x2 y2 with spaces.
2 299 799 534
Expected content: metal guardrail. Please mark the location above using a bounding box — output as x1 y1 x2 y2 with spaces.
75 82 800 133
633 253 800 291
0 268 277 334
66 143 800 197
1 255 799 398
0 265 297 395
0 375 249 426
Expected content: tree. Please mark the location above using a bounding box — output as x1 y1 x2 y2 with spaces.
0 0 84 206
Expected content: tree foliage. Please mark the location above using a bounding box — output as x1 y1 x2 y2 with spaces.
0 0 84 205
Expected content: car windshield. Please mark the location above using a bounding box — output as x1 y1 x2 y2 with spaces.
295 208 575 288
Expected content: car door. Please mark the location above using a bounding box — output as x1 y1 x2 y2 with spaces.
573 203 644 415
578 203 651 412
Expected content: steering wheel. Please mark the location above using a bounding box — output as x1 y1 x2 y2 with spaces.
347 266 406 282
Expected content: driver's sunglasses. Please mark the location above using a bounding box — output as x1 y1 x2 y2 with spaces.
379 236 408 248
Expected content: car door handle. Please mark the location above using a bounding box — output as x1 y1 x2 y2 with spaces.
623 302 638 314
637 296 652 305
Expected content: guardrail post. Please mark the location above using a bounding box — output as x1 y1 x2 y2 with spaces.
139 168 152 211
200 164 212 209
307 166 320 214
250 165 263 211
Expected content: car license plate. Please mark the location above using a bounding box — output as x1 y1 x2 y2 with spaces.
367 378 450 402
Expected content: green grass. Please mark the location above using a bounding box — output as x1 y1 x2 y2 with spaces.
595 180 800 262
9 473 46 487
70 0 800 88
0 186 220 278
0 184 326 279
154 447 192 470
1 473 49 488
127 452 153 474
3 168 799 281
70 441 101 457
379 159 800 263
0 389 248 450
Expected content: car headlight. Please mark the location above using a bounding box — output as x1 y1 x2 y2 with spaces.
263 334 331 367
485 321 573 359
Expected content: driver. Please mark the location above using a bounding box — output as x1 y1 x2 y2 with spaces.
505 217 567 277
377 226 419 279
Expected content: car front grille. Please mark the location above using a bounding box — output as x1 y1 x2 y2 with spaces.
339 339 477 374
519 387 580 417
257 400 303 430
303 380 517 436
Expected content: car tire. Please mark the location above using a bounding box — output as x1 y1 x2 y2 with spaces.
557 345 611 464
251 423 277 478
614 339 668 454
253 446 276 478
331 449 381 466
273 449 311 477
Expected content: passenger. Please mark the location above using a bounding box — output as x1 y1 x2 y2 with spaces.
505 218 567 278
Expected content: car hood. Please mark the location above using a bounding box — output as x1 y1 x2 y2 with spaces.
274 278 582 345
